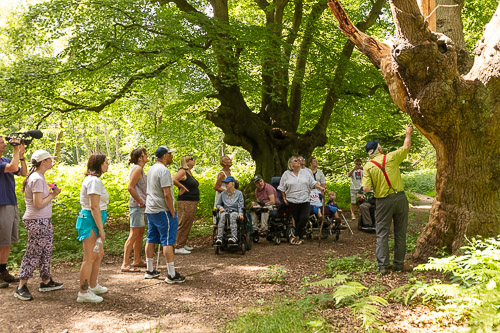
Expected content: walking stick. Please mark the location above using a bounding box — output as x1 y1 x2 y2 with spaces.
318 195 326 248
340 212 354 235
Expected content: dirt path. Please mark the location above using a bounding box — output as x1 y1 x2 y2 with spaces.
0 196 435 333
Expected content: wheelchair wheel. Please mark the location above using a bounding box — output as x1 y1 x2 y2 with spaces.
321 228 329 239
214 245 220 255
246 232 253 250
274 235 281 245
286 226 295 241
335 231 340 242
253 231 260 243
241 241 246 255
358 216 363 230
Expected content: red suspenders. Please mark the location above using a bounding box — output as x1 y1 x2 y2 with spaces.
370 155 396 193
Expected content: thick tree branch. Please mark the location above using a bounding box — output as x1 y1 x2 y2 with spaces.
57 61 175 113
289 1 325 130
390 0 430 44
328 0 409 113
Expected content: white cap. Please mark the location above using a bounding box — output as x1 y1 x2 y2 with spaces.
30 150 55 163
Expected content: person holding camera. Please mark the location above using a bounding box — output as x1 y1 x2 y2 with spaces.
15 150 63 301
0 136 27 288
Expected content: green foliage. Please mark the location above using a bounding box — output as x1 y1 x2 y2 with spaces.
389 237 500 332
307 275 388 333
402 169 436 195
225 296 330 333
259 265 287 284
324 254 377 277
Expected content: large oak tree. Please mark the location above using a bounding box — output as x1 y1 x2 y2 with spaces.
328 0 499 260
1 0 399 178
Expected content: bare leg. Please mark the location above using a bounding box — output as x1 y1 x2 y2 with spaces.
79 230 101 293
132 227 145 265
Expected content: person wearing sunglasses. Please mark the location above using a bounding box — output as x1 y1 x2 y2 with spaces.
278 156 326 245
173 155 199 255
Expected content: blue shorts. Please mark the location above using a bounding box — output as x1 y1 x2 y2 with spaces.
129 207 146 228
145 211 178 246
76 209 107 241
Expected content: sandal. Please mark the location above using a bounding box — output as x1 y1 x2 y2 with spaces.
289 237 302 245
131 261 147 268
121 266 141 273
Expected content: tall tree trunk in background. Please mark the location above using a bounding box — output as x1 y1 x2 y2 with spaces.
53 122 64 162
114 128 121 163
103 123 112 159
82 128 92 156
328 0 500 261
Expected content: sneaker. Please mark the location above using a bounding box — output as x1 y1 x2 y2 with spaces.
228 237 237 244
144 270 161 279
351 216 356 220
77 291 103 303
174 248 191 255
89 284 108 295
183 245 194 251
215 239 222 246
39 278 64 292
14 285 33 301
165 272 186 284
0 271 19 283
379 267 389 275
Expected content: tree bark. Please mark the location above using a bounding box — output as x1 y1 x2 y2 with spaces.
328 0 500 261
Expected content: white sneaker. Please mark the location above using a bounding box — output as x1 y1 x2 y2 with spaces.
184 245 194 251
175 248 191 255
77 291 103 303
89 284 108 295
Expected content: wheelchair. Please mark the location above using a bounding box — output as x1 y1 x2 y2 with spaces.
251 177 293 245
357 200 376 233
212 209 252 255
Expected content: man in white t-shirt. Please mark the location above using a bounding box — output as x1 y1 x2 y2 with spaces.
144 146 185 284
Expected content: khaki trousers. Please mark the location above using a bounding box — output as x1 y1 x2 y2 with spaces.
175 201 198 248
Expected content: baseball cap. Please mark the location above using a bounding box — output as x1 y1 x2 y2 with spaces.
364 140 379 154
252 174 263 183
155 146 176 158
222 176 237 183
31 150 55 163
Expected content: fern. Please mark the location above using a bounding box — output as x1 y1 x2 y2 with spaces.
399 236 500 332
350 295 388 332
307 274 349 289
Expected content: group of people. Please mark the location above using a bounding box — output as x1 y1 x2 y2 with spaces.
0 123 414 303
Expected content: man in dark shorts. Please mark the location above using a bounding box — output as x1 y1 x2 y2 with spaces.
0 136 27 288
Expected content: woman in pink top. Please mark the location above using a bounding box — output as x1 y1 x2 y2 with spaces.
15 150 62 301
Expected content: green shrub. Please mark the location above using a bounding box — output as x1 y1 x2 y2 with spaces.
324 254 377 276
402 169 436 195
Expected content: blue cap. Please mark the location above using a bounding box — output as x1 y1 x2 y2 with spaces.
155 146 176 158
364 140 379 154
222 176 237 183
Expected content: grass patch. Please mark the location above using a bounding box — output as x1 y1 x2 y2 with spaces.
324 254 376 277
225 297 330 333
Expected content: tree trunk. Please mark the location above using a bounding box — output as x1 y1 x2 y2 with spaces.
328 0 500 261
53 122 64 162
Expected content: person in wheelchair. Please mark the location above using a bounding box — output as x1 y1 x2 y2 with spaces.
215 177 244 245
309 188 324 219
357 187 375 226
250 174 278 236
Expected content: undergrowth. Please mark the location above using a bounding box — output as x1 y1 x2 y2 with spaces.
388 236 500 332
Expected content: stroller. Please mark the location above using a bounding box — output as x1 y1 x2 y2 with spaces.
305 201 342 242
212 209 252 255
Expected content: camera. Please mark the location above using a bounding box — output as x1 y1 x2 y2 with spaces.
6 130 43 147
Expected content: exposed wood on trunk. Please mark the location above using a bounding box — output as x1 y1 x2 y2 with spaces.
328 0 500 261
417 0 436 31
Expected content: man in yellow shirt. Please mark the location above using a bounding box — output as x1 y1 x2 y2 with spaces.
361 124 413 275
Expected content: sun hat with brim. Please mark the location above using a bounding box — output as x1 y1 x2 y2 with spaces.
155 146 176 158
222 176 237 183
31 150 55 163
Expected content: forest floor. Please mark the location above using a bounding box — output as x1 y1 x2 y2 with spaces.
0 194 462 333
